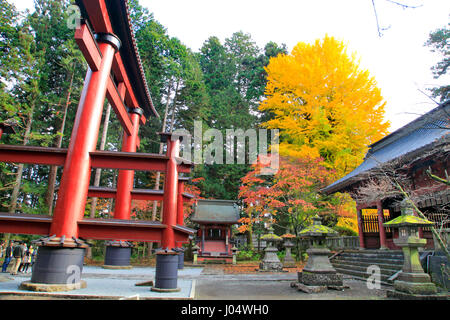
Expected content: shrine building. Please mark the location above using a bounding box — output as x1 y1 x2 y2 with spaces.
191 199 240 263
322 101 449 250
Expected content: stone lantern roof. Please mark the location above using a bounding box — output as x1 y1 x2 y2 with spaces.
261 226 282 241
384 201 434 228
299 215 338 238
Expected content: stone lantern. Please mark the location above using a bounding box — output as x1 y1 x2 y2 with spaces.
258 226 283 272
281 234 297 268
384 201 440 299
231 245 238 265
192 244 200 265
292 215 344 293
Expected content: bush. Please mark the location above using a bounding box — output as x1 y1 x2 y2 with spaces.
236 249 262 261
333 225 358 236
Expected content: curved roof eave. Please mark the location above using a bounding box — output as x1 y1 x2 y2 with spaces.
76 0 159 119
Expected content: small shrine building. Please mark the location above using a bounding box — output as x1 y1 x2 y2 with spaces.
191 199 240 263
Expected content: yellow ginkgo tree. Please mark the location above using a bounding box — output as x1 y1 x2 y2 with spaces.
260 35 390 178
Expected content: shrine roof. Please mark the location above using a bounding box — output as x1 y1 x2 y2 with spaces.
191 199 240 224
322 101 450 195
76 0 158 119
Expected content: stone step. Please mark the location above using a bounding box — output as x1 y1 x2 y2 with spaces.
336 252 404 259
331 261 400 276
333 267 393 286
332 255 404 266
343 249 403 254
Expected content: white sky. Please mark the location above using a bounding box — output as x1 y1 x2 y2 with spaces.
12 0 450 133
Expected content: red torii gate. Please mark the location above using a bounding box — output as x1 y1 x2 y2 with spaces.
0 0 194 289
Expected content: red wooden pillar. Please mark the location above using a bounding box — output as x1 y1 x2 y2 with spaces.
201 225 205 254
50 34 120 240
114 108 143 220
176 179 185 227
160 133 181 249
225 226 230 254
376 200 388 249
356 206 365 249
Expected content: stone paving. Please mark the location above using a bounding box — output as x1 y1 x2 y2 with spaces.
0 264 410 300
0 266 202 300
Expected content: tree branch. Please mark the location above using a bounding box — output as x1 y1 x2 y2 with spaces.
426 166 450 186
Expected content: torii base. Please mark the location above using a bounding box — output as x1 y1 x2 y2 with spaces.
104 243 133 269
19 280 87 292
26 246 86 292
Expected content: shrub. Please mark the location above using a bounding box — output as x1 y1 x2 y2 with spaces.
333 225 358 236
237 249 262 261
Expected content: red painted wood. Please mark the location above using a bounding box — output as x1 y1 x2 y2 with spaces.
74 24 101 71
112 53 141 111
0 1 193 249
177 179 185 226
106 78 133 135
81 0 113 33
50 40 116 239
0 213 51 236
86 187 193 202
74 22 136 136
376 201 387 249
78 218 165 242
161 137 180 249
90 150 167 171
203 240 226 253
114 111 141 220
0 145 66 166
356 208 365 249
0 144 192 173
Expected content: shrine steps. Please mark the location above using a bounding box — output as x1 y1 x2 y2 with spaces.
330 250 404 286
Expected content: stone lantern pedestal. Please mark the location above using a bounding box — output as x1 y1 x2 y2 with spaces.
384 201 445 300
258 227 283 272
281 235 296 268
291 215 344 293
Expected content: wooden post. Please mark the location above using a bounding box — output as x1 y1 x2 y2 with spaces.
50 34 119 240
376 200 388 249
114 108 142 220
160 133 180 250
356 206 365 249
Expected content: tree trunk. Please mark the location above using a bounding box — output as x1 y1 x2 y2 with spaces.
169 80 180 133
247 208 254 250
46 69 75 214
9 100 35 214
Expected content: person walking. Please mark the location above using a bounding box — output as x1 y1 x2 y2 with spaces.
2 241 14 273
10 241 24 275
20 245 33 273
30 245 37 271
18 243 28 273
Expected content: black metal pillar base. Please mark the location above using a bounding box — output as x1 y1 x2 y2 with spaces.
174 248 185 269
151 250 180 292
103 244 132 269
29 246 85 286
